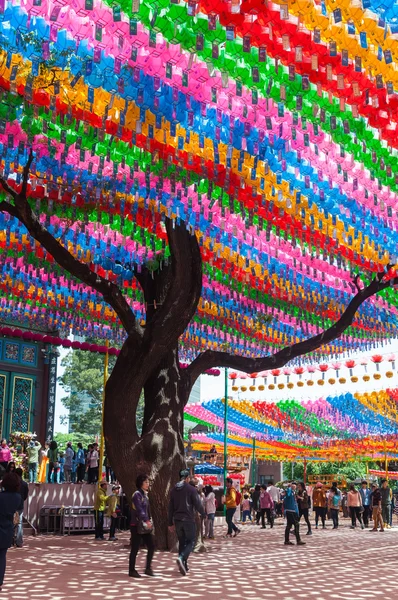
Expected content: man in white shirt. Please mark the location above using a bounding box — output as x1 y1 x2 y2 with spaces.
267 481 281 503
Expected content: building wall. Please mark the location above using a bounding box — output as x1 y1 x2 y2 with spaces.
0 337 50 442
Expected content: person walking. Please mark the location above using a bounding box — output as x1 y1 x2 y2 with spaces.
312 482 327 529
168 468 205 576
0 441 12 475
0 473 22 592
14 468 29 548
203 485 216 539
283 482 305 546
93 481 108 540
380 479 392 529
26 440 41 483
47 441 59 484
64 442 74 483
359 481 371 528
328 485 341 529
224 478 240 538
75 443 86 483
297 482 312 536
347 484 364 529
129 474 155 578
259 484 274 529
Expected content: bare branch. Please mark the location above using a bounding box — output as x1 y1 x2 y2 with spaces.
0 162 142 339
142 218 202 350
184 272 397 393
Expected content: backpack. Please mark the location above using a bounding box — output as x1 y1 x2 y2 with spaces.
235 491 242 506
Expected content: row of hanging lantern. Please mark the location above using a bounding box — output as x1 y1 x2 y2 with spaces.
230 355 396 391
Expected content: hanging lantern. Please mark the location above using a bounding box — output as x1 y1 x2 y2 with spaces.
278 383 285 389
332 362 341 378
328 378 336 385
373 374 381 380
249 385 256 391
371 355 383 372
319 364 329 380
283 368 291 384
271 369 281 384
345 360 356 377
387 354 396 370
268 384 275 390
258 385 265 391
241 386 247 392
386 372 393 378
339 377 346 384
351 376 358 383
294 366 305 380
318 379 325 386
287 383 294 389
307 380 314 386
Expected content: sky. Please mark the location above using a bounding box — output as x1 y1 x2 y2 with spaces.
54 338 398 434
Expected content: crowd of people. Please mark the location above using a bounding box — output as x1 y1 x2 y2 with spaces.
0 438 116 485
0 432 397 585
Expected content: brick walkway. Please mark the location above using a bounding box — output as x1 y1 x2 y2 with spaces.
4 519 398 599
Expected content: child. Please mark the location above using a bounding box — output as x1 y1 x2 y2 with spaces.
242 494 252 523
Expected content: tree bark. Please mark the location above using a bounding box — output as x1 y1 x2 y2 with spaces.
104 346 188 550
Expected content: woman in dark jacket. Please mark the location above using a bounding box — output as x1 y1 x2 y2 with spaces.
251 484 261 525
0 472 22 591
129 474 155 578
297 482 312 536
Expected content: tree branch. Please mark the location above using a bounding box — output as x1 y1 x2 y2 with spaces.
0 160 142 339
141 218 202 350
184 272 398 393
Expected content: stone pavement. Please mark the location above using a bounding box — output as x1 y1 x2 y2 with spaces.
3 519 398 600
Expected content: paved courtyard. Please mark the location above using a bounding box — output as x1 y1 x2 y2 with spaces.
4 519 398 599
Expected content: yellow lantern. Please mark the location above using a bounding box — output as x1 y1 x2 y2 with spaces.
287 383 294 389
339 378 346 384
278 383 285 389
307 380 314 386
351 376 358 383
317 379 324 386
241 386 247 391
373 374 381 380
268 384 275 390
297 381 304 387
363 375 370 382
386 371 393 378
328 378 336 385
232 386 238 392
258 385 265 391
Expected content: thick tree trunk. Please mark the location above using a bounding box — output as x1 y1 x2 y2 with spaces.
104 346 188 550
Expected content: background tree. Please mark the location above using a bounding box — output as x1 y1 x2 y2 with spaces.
59 343 145 438
1 154 397 548
283 460 378 484
58 341 116 437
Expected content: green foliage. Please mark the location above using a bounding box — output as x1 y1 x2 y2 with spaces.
283 460 379 484
58 341 145 437
54 432 94 448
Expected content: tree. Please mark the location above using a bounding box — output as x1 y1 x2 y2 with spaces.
283 460 378 484
1 153 397 549
58 341 116 437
